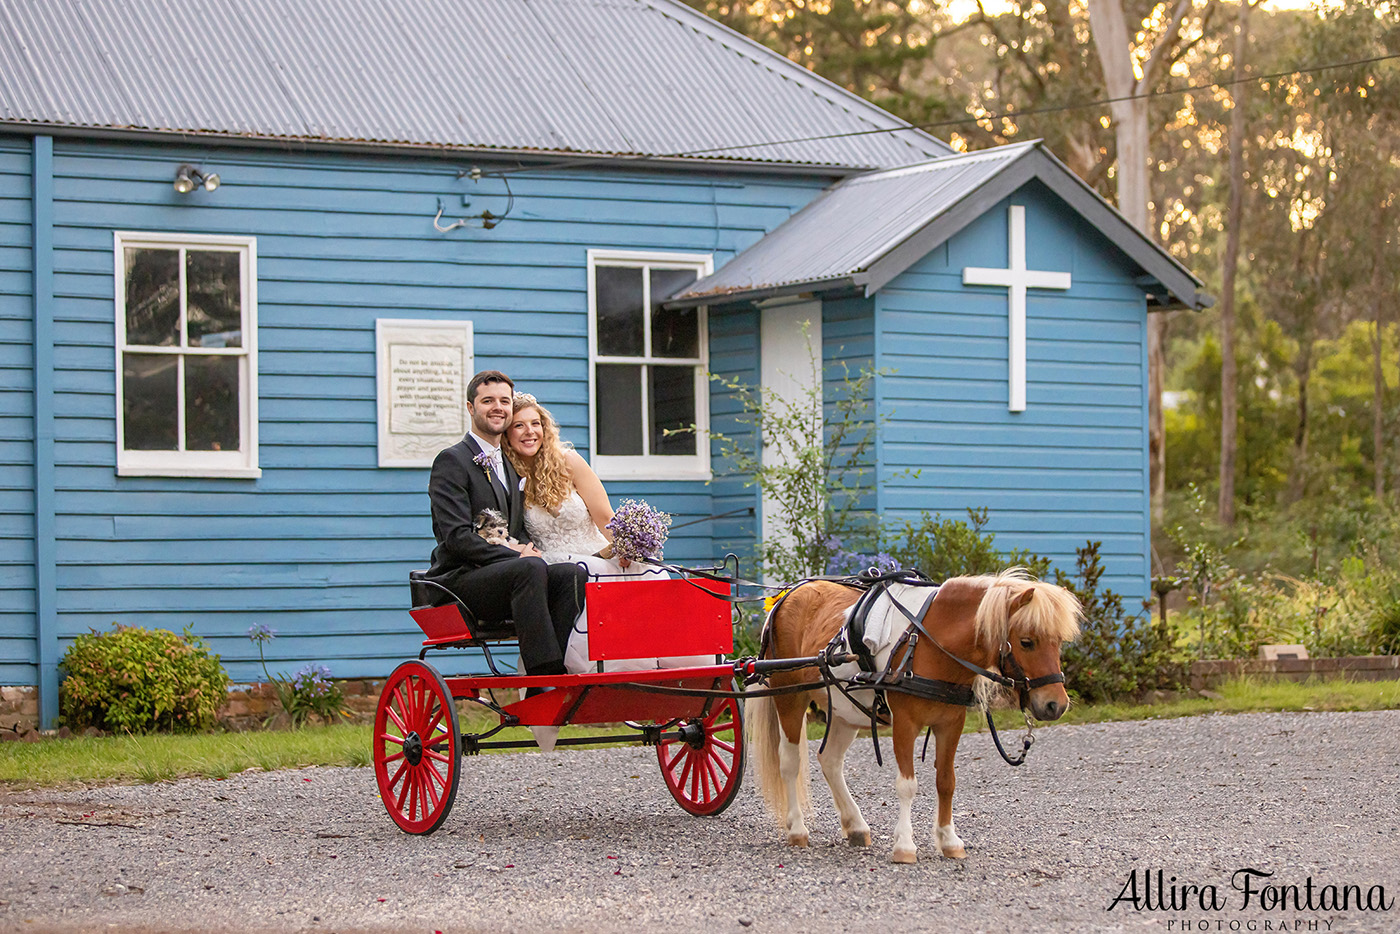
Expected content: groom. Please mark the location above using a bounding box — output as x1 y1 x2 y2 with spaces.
424 369 584 679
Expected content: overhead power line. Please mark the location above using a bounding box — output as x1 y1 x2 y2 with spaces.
484 50 1400 178
683 50 1400 156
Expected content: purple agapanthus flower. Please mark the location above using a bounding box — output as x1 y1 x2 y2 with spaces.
246 623 277 644
606 499 672 561
473 450 495 470
291 664 334 695
825 548 899 577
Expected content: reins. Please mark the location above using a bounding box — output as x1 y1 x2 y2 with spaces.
604 561 1064 768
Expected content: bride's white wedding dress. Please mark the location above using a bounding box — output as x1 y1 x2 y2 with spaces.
524 491 712 674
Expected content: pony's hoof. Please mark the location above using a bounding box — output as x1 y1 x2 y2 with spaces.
846 830 872 847
786 832 810 847
940 845 967 859
891 847 917 864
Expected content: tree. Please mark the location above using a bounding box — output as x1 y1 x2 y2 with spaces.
1306 0 1400 500
1217 0 1261 525
1083 0 1217 520
679 0 970 125
958 0 1114 187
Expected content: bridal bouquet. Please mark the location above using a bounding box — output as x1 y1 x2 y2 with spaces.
603 499 672 561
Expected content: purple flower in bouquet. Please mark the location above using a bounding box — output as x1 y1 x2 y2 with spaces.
605 499 672 561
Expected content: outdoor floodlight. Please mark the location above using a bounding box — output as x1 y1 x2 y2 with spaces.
174 164 220 194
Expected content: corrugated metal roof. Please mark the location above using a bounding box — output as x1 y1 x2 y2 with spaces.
676 144 1034 300
671 141 1210 309
0 0 950 169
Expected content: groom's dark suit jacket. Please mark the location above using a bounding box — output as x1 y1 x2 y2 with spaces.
425 433 584 675
426 435 530 591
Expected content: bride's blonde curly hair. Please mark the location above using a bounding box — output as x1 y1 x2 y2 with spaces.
504 392 573 514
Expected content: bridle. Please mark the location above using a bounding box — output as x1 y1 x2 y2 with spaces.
888 597 1067 767
994 641 1068 711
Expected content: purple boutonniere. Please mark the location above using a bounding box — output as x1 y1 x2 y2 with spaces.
473 450 495 470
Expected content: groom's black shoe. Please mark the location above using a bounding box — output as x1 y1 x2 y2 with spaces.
524 660 566 699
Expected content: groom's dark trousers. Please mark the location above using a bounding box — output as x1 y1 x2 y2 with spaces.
424 435 583 675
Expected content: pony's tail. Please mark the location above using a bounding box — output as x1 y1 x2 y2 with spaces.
746 693 809 825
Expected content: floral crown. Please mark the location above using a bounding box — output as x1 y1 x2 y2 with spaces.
512 392 538 408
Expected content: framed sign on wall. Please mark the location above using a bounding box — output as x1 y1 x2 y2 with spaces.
375 319 474 467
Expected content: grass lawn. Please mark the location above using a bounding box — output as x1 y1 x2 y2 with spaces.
1 676 1395 788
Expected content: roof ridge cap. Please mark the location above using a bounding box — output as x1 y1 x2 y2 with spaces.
846 140 1041 182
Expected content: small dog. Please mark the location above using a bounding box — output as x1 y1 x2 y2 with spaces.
473 509 515 546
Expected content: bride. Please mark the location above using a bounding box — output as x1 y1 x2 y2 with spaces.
504 393 710 674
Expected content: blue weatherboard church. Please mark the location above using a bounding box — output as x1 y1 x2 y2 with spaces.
0 0 1208 723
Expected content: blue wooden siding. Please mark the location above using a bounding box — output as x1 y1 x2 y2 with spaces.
25 137 829 686
706 305 762 574
875 182 1151 605
822 295 877 540
0 138 35 684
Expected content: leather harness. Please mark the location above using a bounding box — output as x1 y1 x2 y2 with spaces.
764 568 1066 767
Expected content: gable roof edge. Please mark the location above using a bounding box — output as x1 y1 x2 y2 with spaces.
863 144 1210 308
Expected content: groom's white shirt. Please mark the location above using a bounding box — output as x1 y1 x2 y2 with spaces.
467 429 508 488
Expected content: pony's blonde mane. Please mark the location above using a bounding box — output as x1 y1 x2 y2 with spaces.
970 567 1082 649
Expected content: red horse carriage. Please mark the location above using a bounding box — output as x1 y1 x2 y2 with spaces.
372 559 757 834
374 556 1081 864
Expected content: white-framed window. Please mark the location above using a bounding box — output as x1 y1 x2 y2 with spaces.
114 232 259 478
587 249 712 481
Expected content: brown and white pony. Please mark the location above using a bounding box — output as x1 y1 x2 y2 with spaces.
747 569 1081 863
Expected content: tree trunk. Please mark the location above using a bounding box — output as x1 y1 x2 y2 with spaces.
1288 354 1311 504
1217 0 1252 525
1085 0 1196 522
1373 267 1386 501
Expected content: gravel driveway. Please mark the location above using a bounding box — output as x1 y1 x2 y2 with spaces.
2 709 1397 934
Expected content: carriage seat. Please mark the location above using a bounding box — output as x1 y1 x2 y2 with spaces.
408 570 518 643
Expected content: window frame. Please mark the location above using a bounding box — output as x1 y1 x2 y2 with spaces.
586 249 712 482
113 231 260 478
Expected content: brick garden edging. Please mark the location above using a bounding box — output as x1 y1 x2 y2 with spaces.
218 679 384 731
7 660 1399 735
1189 655 1400 692
0 680 387 735
0 686 38 733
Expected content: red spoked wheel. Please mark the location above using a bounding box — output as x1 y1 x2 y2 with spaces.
373 660 460 834
657 695 744 817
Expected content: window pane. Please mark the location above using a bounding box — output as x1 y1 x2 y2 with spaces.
187 251 242 348
597 363 643 455
596 266 644 357
650 365 696 456
186 356 240 451
650 268 699 359
123 353 178 450
124 248 179 346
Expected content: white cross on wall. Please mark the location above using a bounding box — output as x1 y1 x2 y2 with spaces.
962 205 1071 412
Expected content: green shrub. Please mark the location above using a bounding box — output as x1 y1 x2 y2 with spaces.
60 625 230 733
1166 493 1400 659
1056 542 1186 702
884 507 1051 580
730 605 762 660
